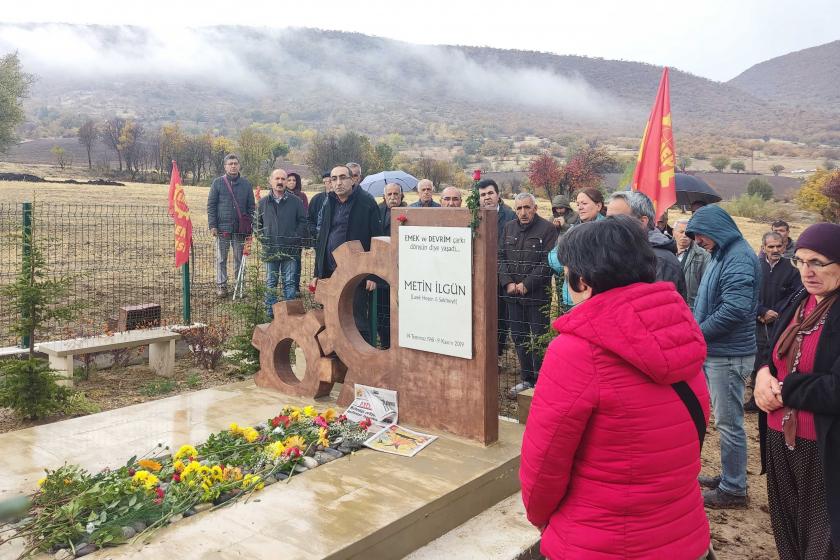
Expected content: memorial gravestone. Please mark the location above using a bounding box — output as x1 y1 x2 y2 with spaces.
252 207 499 444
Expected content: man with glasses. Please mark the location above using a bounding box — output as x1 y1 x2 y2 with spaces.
440 186 463 208
686 205 761 509
207 153 255 298
311 165 382 344
745 231 802 411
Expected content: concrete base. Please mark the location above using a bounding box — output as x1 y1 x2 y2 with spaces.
0 381 523 559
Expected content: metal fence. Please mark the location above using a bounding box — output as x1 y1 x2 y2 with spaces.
0 202 559 418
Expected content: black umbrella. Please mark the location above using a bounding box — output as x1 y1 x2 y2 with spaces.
675 173 721 207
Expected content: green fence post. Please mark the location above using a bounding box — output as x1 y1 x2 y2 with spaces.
369 287 378 348
181 261 191 325
21 202 32 349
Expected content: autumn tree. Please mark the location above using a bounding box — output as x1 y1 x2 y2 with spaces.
50 146 71 170
821 171 840 222
77 118 97 169
236 127 274 184
0 52 32 155
711 156 730 172
408 158 457 189
305 132 377 178
770 164 785 176
556 146 616 197
527 152 562 198
796 169 836 221
102 117 126 171
120 120 145 179
211 136 236 177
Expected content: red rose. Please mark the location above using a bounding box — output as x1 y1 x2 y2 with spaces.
271 416 280 427
359 418 372 430
172 473 181 482
155 487 165 498
396 214 407 223
472 169 481 181
314 416 328 428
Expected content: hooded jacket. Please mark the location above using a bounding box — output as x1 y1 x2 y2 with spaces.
520 282 711 560
649 228 688 301
551 196 580 234
686 205 761 357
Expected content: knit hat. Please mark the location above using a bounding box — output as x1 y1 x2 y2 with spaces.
795 222 840 263
552 195 571 209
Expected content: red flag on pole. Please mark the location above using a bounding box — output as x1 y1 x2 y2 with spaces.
167 161 193 268
632 67 676 220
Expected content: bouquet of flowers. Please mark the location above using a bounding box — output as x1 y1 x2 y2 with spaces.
2 406 369 558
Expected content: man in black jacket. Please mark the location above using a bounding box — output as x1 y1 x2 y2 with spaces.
311 165 383 344
745 231 802 411
607 191 687 301
478 179 517 361
307 172 332 241
258 169 307 318
500 193 558 397
207 153 255 298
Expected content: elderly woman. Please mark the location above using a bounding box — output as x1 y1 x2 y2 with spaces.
755 222 840 559
521 216 712 559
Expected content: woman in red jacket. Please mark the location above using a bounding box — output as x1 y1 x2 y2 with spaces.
520 216 712 559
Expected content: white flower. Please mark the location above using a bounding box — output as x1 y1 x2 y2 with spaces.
86 521 96 534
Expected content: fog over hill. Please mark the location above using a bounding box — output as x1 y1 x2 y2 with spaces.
2 24 839 144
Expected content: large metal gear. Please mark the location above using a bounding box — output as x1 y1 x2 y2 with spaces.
251 299 344 398
313 237 398 405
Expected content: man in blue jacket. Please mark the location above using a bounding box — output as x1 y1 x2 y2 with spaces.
686 205 760 509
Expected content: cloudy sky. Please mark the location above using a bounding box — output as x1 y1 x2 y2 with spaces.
5 0 838 82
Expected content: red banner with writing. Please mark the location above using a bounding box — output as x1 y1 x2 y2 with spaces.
167 161 192 268
632 67 676 220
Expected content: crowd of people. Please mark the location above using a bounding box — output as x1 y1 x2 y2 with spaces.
207 153 839 559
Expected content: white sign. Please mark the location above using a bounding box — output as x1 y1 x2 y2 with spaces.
398 226 472 358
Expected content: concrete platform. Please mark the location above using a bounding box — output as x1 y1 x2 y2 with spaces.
0 381 524 559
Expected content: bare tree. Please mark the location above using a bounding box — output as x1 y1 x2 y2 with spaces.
77 119 97 169
102 117 126 171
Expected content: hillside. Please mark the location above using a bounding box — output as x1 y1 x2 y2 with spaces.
729 40 840 112
3 24 840 146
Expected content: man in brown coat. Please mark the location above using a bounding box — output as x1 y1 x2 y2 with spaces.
499 192 558 397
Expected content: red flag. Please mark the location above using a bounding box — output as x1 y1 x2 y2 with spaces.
167 161 193 268
632 67 676 220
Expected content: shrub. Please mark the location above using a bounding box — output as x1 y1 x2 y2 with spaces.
720 194 794 222
0 359 69 419
181 323 229 371
61 391 101 416
746 178 774 200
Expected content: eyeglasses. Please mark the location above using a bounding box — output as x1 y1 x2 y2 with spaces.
791 257 837 270
330 175 351 182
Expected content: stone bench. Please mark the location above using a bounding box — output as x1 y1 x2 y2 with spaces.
37 328 180 386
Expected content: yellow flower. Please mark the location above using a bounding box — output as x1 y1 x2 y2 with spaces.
242 427 260 443
37 478 46 488
242 473 264 491
229 422 241 435
302 405 317 418
210 465 224 481
138 459 162 472
132 470 159 490
288 407 302 421
322 408 337 423
173 460 185 473
265 441 286 459
174 444 197 461
317 427 330 447
284 435 306 450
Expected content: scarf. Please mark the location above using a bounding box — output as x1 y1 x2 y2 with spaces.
775 290 838 449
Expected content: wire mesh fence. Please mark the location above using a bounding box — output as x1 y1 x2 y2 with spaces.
0 201 562 419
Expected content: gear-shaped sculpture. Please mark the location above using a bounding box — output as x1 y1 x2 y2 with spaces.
313 237 397 405
251 299 345 398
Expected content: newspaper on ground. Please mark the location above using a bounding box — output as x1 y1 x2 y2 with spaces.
363 424 438 458
344 384 398 432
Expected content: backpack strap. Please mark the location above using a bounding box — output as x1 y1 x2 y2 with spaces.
672 381 706 449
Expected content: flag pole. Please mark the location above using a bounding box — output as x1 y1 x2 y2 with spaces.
182 257 191 325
